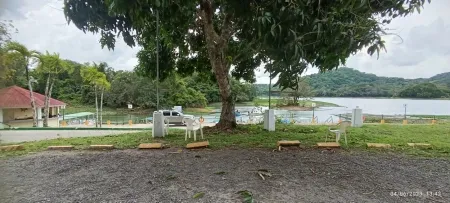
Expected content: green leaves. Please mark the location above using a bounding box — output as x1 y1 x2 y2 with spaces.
237 190 254 203
37 51 71 75
64 0 429 91
80 66 110 90
192 192 205 199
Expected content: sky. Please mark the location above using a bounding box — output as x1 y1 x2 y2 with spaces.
1 0 449 84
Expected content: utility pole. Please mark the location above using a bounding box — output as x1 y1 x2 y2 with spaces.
156 9 160 111
268 69 271 109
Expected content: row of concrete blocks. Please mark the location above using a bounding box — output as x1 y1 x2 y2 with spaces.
276 141 432 150
1 141 431 152
0 141 210 152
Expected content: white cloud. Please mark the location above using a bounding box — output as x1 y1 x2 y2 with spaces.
258 0 450 83
345 0 450 79
1 0 139 70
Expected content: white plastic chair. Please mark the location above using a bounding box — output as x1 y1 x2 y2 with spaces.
326 121 351 145
183 117 203 141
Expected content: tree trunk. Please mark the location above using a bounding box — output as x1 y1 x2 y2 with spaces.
95 85 99 128
47 81 54 126
200 0 236 129
28 79 37 127
214 65 236 129
100 88 103 128
43 74 50 127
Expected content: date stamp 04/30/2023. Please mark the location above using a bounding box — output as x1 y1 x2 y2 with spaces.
390 191 442 197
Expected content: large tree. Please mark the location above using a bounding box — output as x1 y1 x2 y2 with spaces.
5 42 41 127
64 0 428 129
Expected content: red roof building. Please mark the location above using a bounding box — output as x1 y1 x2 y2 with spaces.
0 85 65 108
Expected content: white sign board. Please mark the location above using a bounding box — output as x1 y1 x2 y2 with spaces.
311 103 316 108
128 104 133 109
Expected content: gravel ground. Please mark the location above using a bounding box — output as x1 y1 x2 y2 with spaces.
1 149 449 203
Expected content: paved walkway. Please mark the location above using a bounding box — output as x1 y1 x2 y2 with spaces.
64 123 216 129
0 123 216 143
0 130 143 143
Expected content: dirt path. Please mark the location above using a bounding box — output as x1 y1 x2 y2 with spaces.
1 149 449 203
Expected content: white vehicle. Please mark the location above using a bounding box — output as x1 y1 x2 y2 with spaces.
159 110 195 125
250 106 269 115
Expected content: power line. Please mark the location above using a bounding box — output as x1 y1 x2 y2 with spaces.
45 4 63 11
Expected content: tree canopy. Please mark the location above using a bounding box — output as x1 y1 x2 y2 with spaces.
1 42 256 111
399 82 448 98
63 0 429 128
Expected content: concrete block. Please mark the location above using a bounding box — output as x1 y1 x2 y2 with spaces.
186 141 209 149
138 143 163 149
277 140 301 146
317 142 340 148
407 143 431 147
367 143 391 148
277 140 301 151
47 146 74 150
0 145 24 151
89 145 114 150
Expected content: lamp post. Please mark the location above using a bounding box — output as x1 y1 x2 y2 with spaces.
268 70 272 109
403 104 407 119
156 9 160 111
312 102 316 123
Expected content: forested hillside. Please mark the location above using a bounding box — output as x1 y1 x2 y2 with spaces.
256 68 450 98
0 41 256 109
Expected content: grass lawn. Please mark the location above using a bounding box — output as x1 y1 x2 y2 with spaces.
65 104 116 115
184 107 215 115
65 104 152 116
410 115 450 119
1 124 449 158
208 101 254 108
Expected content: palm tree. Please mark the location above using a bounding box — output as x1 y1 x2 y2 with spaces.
5 42 41 127
37 52 69 127
81 66 107 128
97 75 110 128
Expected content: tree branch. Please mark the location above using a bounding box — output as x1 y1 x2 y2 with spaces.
199 0 220 43
220 12 234 40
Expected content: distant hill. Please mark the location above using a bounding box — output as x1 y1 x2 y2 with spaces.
255 68 450 98
428 72 450 87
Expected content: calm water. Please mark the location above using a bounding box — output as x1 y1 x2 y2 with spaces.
202 98 450 124
315 97 450 116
